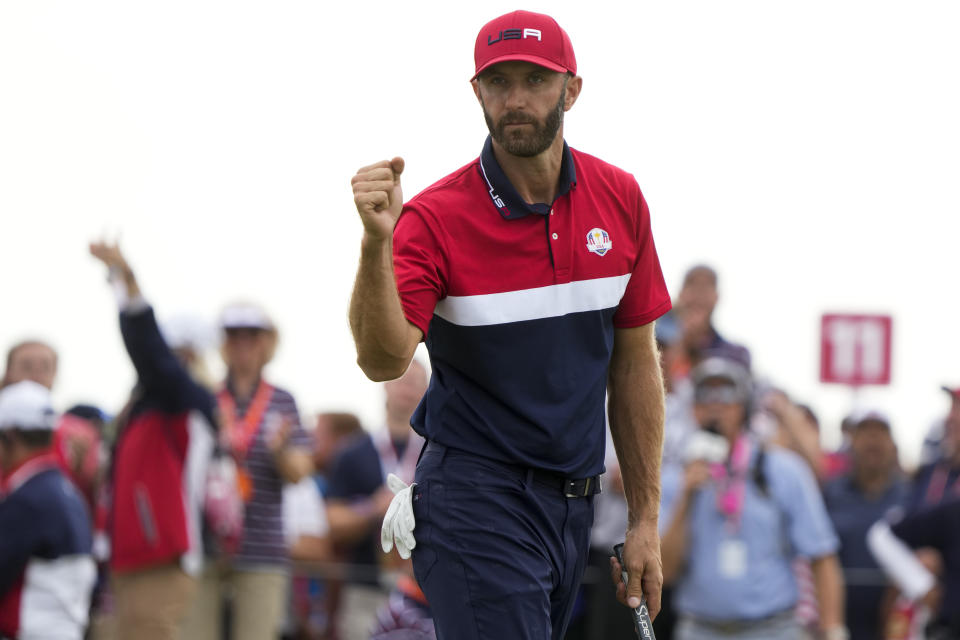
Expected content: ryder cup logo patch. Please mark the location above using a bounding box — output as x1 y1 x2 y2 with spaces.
585 228 612 256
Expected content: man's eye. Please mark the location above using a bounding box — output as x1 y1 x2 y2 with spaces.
529 74 545 84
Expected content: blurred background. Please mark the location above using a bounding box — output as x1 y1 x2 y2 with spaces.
2 0 958 465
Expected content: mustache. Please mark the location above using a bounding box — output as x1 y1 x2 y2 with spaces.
499 112 537 126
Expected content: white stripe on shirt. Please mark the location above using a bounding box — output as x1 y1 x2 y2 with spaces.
434 274 632 327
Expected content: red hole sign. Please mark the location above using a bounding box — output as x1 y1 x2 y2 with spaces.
820 314 892 386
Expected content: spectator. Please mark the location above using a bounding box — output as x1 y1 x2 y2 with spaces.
659 310 698 471
0 381 96 640
182 302 314 640
658 357 846 640
1 340 57 391
824 410 909 640
905 386 960 513
89 241 216 640
374 359 427 485
673 265 751 374
869 499 960 639
324 360 427 640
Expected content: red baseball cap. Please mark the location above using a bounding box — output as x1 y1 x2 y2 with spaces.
472 10 577 80
943 385 960 400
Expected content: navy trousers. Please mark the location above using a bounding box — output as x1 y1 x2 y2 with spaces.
411 442 595 640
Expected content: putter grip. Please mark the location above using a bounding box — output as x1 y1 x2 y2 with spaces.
613 543 657 640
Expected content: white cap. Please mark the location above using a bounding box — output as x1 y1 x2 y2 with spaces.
219 303 274 331
0 381 57 431
161 314 216 352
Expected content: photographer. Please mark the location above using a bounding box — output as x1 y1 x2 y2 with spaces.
659 357 846 639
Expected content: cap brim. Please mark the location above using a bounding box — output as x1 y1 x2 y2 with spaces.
472 54 568 80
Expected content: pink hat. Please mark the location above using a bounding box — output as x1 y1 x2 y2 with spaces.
472 10 577 80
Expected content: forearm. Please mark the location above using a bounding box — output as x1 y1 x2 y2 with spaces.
274 447 313 484
780 409 823 477
325 500 381 544
348 235 419 381
811 553 845 631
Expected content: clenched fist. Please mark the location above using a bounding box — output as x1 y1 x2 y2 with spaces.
352 157 405 241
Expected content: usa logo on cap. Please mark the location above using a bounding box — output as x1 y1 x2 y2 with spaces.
586 228 611 256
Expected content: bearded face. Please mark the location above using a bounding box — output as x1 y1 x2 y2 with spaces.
480 76 568 158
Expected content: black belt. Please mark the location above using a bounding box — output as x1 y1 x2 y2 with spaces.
422 441 601 498
533 468 602 498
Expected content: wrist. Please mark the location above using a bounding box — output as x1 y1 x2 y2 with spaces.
361 231 394 251
822 626 849 640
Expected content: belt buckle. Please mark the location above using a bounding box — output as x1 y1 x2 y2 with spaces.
564 476 598 498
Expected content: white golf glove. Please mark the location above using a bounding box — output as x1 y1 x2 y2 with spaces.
380 473 417 559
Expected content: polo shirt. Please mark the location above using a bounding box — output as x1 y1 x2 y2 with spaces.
0 463 95 639
393 136 671 478
823 474 909 640
659 444 839 621
220 381 312 567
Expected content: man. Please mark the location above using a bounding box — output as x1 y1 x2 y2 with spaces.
823 411 909 640
0 381 96 640
89 242 217 640
673 264 751 373
658 357 846 639
906 385 960 513
324 360 427 640
349 10 671 638
869 498 960 640
1 341 57 391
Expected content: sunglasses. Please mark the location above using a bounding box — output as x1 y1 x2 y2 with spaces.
694 385 744 405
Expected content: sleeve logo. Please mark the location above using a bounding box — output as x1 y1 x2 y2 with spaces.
585 228 612 256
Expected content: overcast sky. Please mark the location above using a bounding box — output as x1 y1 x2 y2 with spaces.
2 0 958 466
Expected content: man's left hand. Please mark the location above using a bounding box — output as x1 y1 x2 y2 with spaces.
610 520 663 619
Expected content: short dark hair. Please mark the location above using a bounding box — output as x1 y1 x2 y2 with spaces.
318 412 363 440
3 428 54 449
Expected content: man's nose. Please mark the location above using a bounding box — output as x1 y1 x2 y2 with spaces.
503 84 529 110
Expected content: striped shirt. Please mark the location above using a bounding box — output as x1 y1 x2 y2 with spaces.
222 381 311 567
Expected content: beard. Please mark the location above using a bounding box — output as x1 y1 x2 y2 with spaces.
482 87 566 158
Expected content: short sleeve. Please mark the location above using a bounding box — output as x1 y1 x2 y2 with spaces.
324 436 384 501
613 187 672 328
774 451 840 559
393 205 447 337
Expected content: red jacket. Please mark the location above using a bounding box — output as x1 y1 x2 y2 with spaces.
109 305 215 575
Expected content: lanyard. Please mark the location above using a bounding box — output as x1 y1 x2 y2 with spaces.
374 430 423 485
710 435 752 532
217 380 274 460
1 452 59 496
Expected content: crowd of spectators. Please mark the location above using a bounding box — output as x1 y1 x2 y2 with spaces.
1 256 957 640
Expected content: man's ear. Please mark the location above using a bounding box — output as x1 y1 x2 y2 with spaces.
471 79 482 104
564 75 583 111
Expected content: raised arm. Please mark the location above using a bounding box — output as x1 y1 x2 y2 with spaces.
607 322 666 617
349 157 422 381
89 242 201 411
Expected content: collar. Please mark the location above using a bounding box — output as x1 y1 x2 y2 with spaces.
477 135 577 220
1 449 58 495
